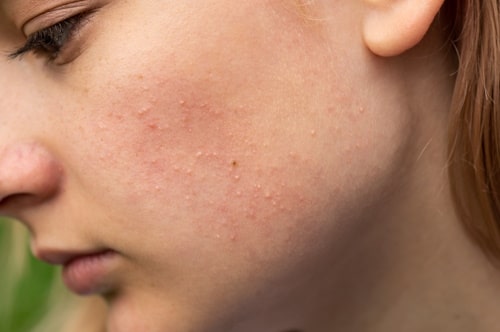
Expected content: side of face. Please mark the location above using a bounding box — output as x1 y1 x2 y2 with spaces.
0 1 413 331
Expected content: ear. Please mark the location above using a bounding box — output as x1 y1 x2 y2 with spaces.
362 0 445 57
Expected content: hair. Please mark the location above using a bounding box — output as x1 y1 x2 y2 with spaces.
1 1 499 331
443 0 500 263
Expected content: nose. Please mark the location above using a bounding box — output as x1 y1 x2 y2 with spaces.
0 143 63 215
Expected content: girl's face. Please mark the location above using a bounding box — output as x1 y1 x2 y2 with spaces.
0 1 411 331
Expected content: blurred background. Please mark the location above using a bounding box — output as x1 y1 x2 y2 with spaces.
0 219 57 332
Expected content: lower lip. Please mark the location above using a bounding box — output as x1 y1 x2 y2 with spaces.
62 250 117 295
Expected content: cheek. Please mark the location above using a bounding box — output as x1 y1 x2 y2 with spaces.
100 79 323 241
63 12 334 247
56 0 410 265
65 58 350 268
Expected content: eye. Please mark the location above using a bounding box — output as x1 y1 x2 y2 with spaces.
9 11 92 62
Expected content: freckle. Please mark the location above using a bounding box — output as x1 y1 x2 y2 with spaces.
231 160 238 167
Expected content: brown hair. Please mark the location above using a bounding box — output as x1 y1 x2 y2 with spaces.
444 0 500 262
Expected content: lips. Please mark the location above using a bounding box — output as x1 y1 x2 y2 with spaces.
62 250 117 295
36 248 118 295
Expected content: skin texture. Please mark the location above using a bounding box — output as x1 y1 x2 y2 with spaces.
1 1 499 331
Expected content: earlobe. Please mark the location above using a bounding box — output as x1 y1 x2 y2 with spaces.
362 0 445 57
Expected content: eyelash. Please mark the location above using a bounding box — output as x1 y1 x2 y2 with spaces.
9 12 90 61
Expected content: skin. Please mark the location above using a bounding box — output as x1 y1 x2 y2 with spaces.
1 1 499 331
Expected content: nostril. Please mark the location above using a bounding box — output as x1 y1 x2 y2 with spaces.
0 193 21 205
0 192 28 203
0 193 40 211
